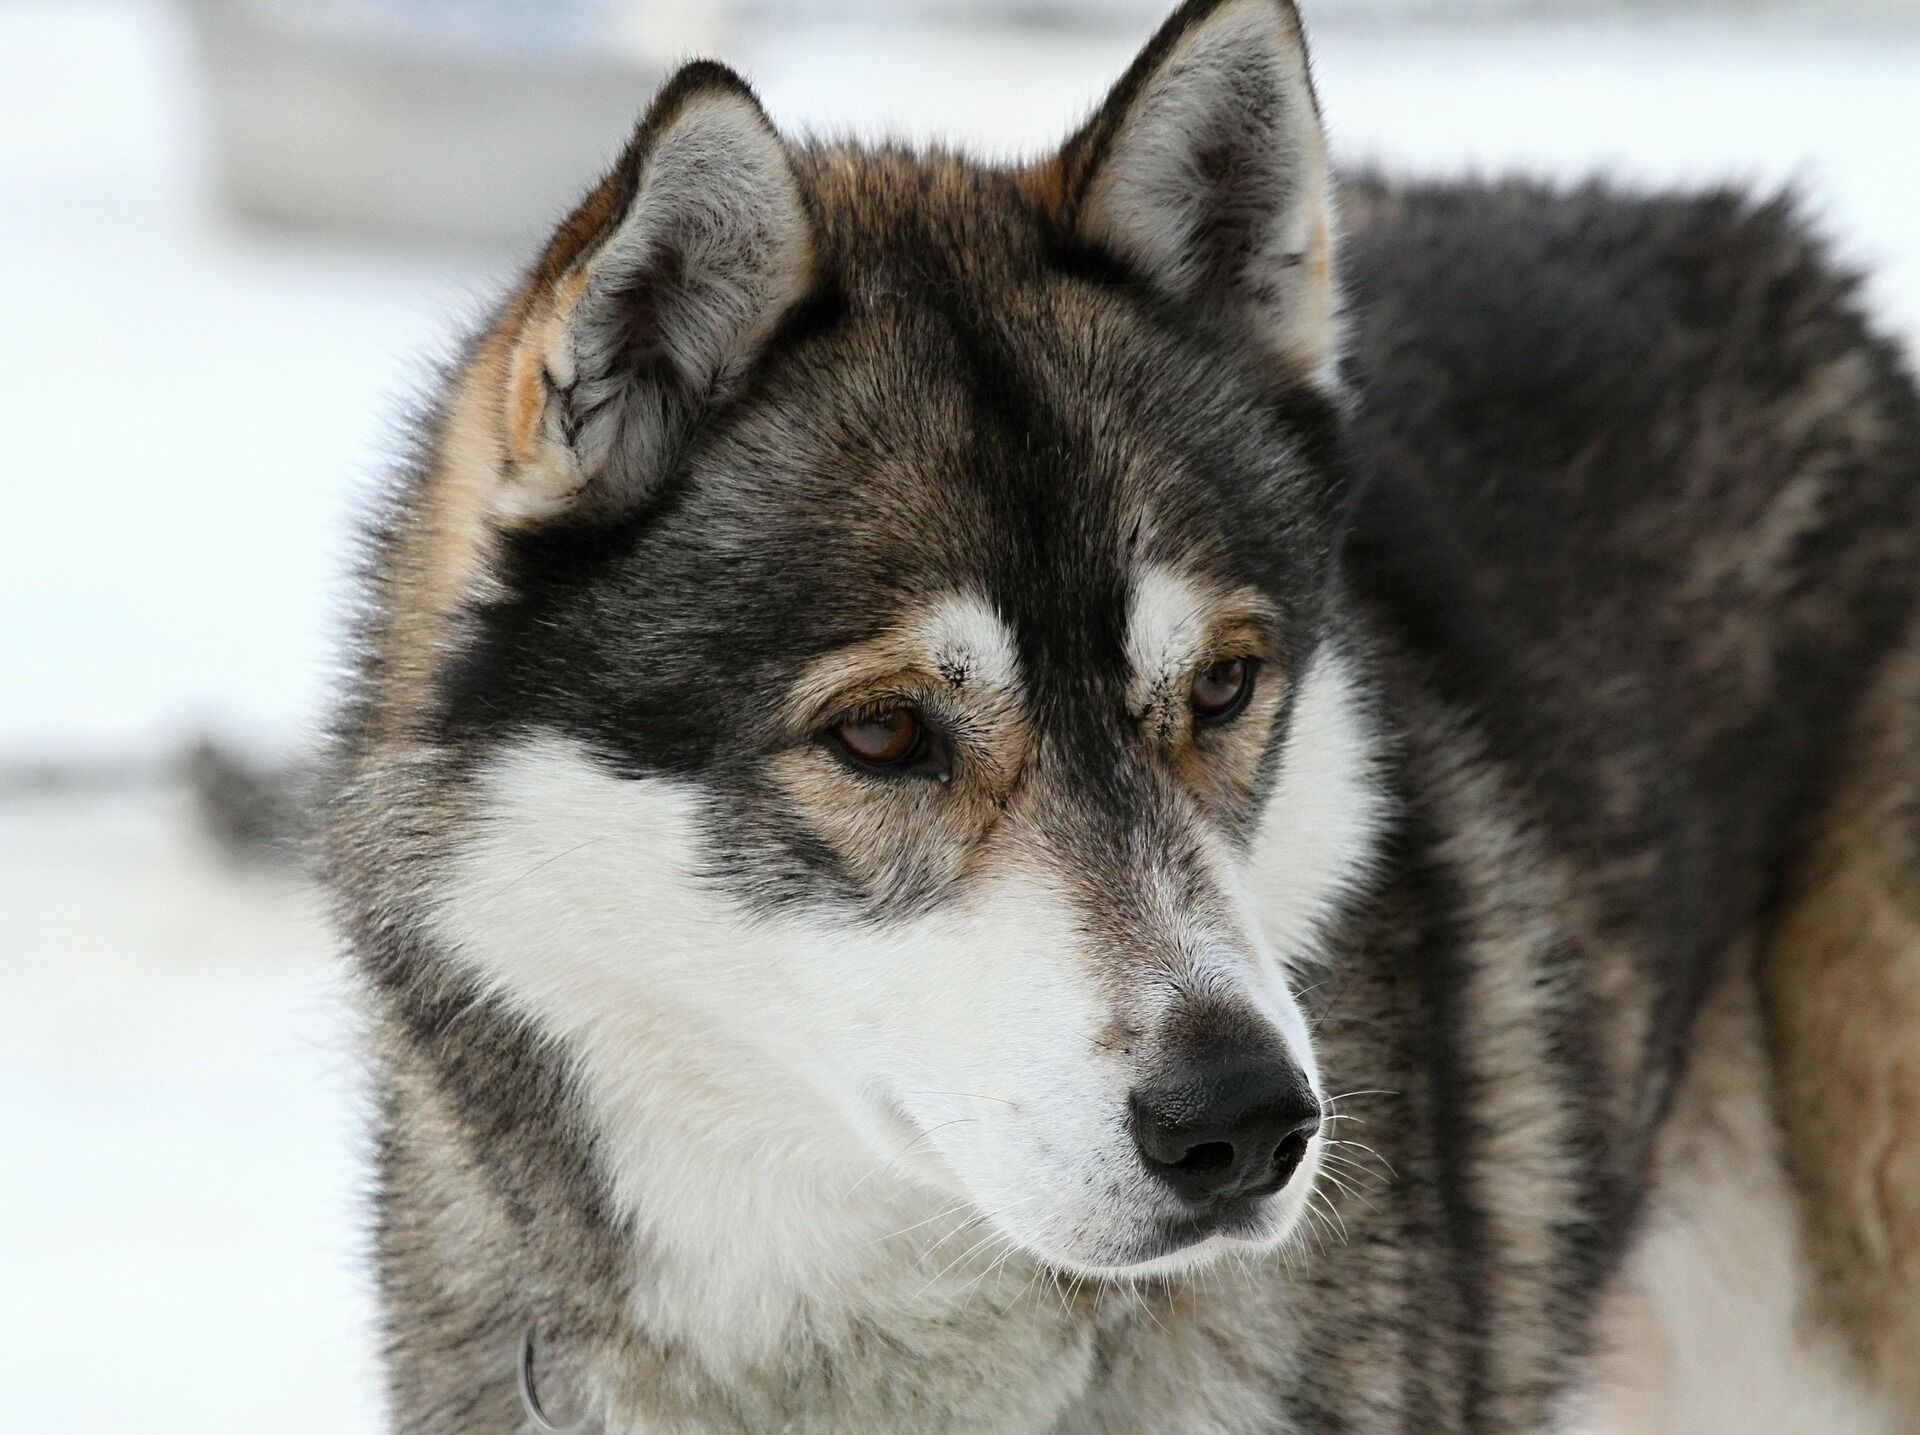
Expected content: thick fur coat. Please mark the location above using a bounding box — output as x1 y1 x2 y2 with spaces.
321 2 1920 1430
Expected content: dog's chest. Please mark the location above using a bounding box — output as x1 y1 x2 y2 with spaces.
589 1274 1321 1435
598 1303 1100 1435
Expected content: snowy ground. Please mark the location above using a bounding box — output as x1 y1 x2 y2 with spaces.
3 2 1916 1429
1 789 381 1428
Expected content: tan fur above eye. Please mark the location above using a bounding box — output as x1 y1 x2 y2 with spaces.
1125 567 1284 762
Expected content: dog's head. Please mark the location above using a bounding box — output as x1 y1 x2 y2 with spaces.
376 0 1383 1281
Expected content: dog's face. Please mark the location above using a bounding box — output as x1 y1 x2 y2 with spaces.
407 0 1382 1280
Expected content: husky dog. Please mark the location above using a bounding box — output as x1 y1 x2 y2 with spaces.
322 0 1920 1429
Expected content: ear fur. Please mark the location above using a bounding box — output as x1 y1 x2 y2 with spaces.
493 62 813 524
1054 0 1339 387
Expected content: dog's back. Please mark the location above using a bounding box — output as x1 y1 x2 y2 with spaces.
1340 178 1920 1430
1346 178 1918 931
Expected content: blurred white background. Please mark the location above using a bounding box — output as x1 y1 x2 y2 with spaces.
3 1 1916 1427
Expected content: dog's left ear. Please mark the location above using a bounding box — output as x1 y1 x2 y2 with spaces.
1049 0 1338 387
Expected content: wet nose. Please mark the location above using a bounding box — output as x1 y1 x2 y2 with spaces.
1130 1054 1320 1204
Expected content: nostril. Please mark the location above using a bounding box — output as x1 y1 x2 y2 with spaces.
1270 1128 1313 1188
1172 1140 1234 1178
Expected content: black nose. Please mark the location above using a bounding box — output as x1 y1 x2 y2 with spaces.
1130 1055 1320 1204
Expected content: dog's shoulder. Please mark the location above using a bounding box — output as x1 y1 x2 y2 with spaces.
1338 174 1914 527
1339 173 1891 417
1337 173 1920 963
1339 171 1919 721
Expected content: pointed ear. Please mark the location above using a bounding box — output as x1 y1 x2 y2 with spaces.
492 62 813 524
1053 0 1338 387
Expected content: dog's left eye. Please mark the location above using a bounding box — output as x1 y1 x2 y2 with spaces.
1191 658 1255 725
827 705 951 780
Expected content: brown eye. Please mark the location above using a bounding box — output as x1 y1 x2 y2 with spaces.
833 707 927 768
1191 658 1254 724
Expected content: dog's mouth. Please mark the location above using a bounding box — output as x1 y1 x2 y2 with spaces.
1020 1175 1310 1281
1155 1198 1271 1254
1061 1124 1324 1278
1084 1196 1278 1273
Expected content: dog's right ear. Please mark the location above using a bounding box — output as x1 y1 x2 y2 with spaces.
1043 0 1337 389
485 62 813 525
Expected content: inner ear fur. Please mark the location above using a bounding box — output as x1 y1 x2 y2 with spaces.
482 61 815 527
1041 0 1340 387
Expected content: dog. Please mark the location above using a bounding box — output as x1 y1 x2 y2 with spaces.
320 0 1920 1429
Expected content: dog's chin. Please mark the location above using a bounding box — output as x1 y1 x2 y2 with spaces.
1067 1230 1261 1282
1011 1189 1306 1286
1002 1138 1328 1285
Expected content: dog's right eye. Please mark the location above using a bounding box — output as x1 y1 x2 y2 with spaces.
827 705 950 781
1191 657 1255 725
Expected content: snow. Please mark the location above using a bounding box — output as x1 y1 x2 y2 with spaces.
3 3 1916 1429
0 787 382 1428
0 4 504 762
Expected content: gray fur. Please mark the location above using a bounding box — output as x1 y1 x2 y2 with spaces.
320 1 1920 1430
